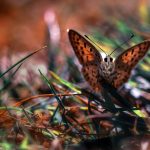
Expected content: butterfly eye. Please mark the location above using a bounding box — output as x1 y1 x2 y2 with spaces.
104 58 107 62
110 57 113 62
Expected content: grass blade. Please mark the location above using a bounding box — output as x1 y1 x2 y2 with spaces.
0 46 47 78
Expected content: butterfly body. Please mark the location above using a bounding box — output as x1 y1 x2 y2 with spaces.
68 29 150 92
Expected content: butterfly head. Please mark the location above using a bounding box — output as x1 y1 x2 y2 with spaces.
100 55 115 77
103 56 114 70
104 56 113 63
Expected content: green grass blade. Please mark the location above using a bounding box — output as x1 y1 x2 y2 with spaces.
49 71 81 94
39 69 69 126
0 46 47 78
0 64 22 92
39 69 64 108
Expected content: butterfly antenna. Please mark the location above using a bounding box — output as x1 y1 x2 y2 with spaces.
85 35 107 55
109 33 134 56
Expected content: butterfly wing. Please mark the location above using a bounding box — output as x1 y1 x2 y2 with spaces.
82 62 102 91
112 40 150 88
68 29 102 91
68 29 102 64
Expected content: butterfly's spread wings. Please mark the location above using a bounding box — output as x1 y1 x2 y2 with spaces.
112 40 150 88
68 29 102 91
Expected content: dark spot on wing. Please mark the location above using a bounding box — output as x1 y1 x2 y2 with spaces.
131 49 134 54
131 58 134 62
84 43 86 48
144 42 148 46
80 56 83 62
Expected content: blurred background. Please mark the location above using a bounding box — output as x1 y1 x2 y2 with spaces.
0 0 149 53
0 0 150 149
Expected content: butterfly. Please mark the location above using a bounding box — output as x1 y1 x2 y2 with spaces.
68 29 150 92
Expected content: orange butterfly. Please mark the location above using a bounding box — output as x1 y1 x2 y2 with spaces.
68 29 150 92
